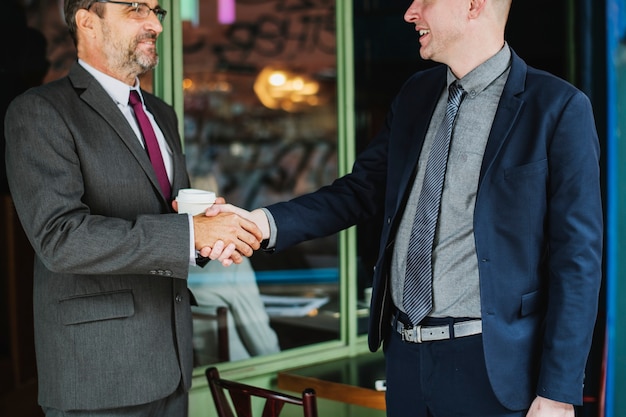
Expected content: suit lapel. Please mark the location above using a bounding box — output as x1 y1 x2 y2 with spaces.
479 52 527 185
68 64 172 203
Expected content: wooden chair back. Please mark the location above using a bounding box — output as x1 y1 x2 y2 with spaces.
206 367 318 417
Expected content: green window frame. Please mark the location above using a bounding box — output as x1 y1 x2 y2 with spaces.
153 0 371 382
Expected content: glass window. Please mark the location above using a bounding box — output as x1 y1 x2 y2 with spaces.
181 0 340 365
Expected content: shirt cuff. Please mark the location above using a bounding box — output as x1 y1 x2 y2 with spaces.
260 207 277 249
187 213 196 265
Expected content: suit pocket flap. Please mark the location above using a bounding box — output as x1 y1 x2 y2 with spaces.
60 290 135 325
520 290 542 317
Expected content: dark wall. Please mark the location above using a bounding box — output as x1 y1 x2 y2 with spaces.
0 0 49 195
506 0 569 79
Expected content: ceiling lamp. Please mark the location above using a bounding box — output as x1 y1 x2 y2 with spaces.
253 66 320 112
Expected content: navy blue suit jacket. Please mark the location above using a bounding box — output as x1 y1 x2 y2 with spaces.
266 50 603 409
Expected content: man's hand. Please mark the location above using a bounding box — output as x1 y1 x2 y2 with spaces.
204 205 270 239
526 396 574 417
173 196 263 265
197 204 271 266
192 211 262 264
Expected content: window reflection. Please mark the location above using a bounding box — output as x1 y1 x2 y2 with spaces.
182 0 339 364
189 259 281 365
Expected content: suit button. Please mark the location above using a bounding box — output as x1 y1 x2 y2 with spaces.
175 293 183 303
149 270 157 275
164 270 173 276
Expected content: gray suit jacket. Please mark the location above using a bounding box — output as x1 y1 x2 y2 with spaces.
4 62 195 411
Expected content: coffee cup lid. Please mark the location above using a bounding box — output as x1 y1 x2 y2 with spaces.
176 188 216 203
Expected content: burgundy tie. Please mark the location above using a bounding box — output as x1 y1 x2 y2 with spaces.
128 90 171 199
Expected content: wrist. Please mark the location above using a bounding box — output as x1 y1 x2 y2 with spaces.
250 208 270 239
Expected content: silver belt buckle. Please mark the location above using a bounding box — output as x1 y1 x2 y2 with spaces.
401 325 422 343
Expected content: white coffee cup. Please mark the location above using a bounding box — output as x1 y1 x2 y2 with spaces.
176 188 216 215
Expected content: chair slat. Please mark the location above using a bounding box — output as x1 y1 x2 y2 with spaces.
206 367 318 417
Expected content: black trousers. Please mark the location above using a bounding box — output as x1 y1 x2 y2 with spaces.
384 317 526 417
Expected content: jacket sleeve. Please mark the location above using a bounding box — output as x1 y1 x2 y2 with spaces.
536 89 603 404
266 104 393 252
5 88 191 279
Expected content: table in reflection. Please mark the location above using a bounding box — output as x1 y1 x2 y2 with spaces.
277 352 386 410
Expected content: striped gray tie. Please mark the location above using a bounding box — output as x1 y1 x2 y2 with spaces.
403 81 466 326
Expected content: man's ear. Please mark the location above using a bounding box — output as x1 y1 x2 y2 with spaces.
75 8 97 39
468 0 487 19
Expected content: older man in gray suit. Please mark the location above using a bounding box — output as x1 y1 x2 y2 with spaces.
3 0 262 416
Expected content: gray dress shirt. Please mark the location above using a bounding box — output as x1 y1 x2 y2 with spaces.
392 45 512 318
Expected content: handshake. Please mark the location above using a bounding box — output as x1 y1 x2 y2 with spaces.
172 189 269 267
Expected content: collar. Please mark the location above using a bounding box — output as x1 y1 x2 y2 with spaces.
78 59 142 106
447 42 512 98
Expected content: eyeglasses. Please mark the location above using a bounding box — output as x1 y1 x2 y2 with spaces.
92 0 167 22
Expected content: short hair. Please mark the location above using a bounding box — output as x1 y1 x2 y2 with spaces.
64 0 105 45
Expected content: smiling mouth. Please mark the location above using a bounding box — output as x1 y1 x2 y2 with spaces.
137 33 158 44
419 29 430 38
